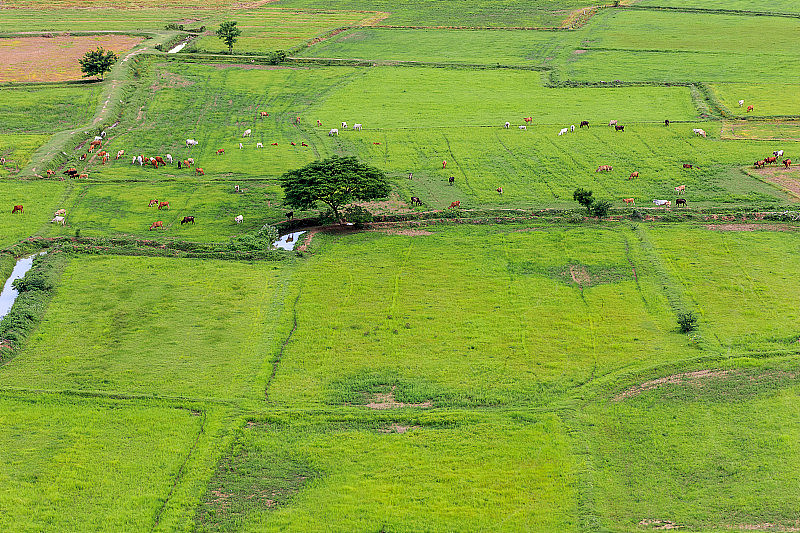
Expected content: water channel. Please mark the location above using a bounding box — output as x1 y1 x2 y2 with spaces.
0 253 45 321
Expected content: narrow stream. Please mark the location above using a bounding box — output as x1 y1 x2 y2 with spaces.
274 231 305 251
0 253 45 321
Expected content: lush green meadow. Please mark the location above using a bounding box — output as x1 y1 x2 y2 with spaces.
0 180 67 248
0 85 102 134
709 83 800 118
0 135 52 177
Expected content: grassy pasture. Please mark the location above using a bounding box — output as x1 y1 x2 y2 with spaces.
0 135 53 177
0 395 201 532
298 27 564 65
0 180 67 248
631 0 800 14
0 255 293 400
268 224 696 408
722 121 800 142
581 357 800 532
0 85 102 134
709 83 800 118
197 412 575 532
0 9 211 32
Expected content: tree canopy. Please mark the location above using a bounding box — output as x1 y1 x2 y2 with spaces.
216 21 242 54
79 47 118 80
573 188 594 213
279 156 391 222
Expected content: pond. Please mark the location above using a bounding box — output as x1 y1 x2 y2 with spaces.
274 231 305 251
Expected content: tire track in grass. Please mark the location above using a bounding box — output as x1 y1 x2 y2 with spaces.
264 290 301 402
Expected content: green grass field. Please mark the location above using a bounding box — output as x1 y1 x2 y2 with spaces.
0 180 67 248
0 86 102 134
709 83 800 118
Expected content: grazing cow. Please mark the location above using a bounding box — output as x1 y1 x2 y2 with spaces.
738 100 744 107
342 122 347 129
54 209 66 216
410 196 422 206
765 156 778 165
653 199 670 206
291 142 296 146
11 205 23 214
504 122 510 128
301 142 308 147
559 128 568 136
166 154 173 164
235 214 243 224
408 172 413 180
449 176 455 185
317 120 322 126
754 160 766 168
154 156 165 166
136 155 143 166
747 105 754 112
187 158 194 165
665 119 670 126
149 157 158 167
46 169 55 177
774 150 784 158
353 123 362 131
570 125 576 132
629 171 639 179
296 117 301 123
216 149 225 155
623 198 635 205
182 160 190 168
149 199 159 207
158 201 170 210
676 198 687 207
496 187 503 195
132 156 137 165
116 149 125 159
79 153 87 161
615 125 625 132
102 155 109 164
87 145 95 153
373 142 381 145
97 150 107 157
100 130 106 138
181 216 195 225
443 160 447 169
195 168 204 175
693 128 707 138
256 142 263 148
683 163 693 169
260 111 268 117
78 173 88 179
596 165 612 172
449 201 461 209
524 117 532 123
243 129 252 137
186 139 198 148
519 125 527 130
94 135 102 141
329 128 339 136
239 143 243 149
784 159 792 169
89 139 101 148
51 215 65 225
675 185 686 194
149 221 163 230
580 120 589 128
609 120 618 126
271 142 278 146
64 168 78 177
235 185 240 193
286 211 294 219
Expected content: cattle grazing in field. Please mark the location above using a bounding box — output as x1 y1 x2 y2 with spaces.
182 160 191 168
301 142 308 147
286 211 294 219
623 198 635 205
102 155 109 164
738 100 744 107
89 139 102 148
51 215 65 225
243 129 252 137
64 168 78 177
78 173 88 179
496 187 503 195
342 122 347 129
11 205 23 214
166 154 173 164
271 142 278 145
260 111 268 117
154 156 165 166
524 117 532 123
443 160 447 169
504 122 510 128
149 157 158 167
580 120 589 128
54 209 66 216
519 125 527 130
747 105 754 112
186 139 198 148
256 142 263 148
149 221 163 230
329 128 339 136
448 176 455 185
97 150 107 157
373 142 381 145
239 143 243 149
570 125 576 132
187 158 194 165
449 201 461 208
195 168 204 175
235 185 240 193
629 171 639 179
216 149 225 155
317 120 322 126
675 185 686 194
88 145 95 153
596 165 612 172
46 169 55 177
676 198 687 207
784 159 792 168
149 199 159 207
181 216 195 225
559 128 568 136
754 160 765 168
353 123 362 131
653 199 671 207
291 142 296 146
692 128 707 138
683 163 693 169
408 172 413 180
136 155 144 166
158 201 170 210
116 150 125 159
765 156 778 165
235 215 243 224
411 196 422 206
609 120 617 126
79 153 87 161
615 124 625 132
665 119 670 126
774 150 784 158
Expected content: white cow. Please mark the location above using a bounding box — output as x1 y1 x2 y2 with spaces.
94 135 103 141
256 142 263 148
239 143 243 149
136 155 143 166
165 154 173 164
235 215 243 224
187 158 194 165
329 128 339 136
692 128 707 138
116 149 125 159
519 125 526 130
738 100 744 107
353 123 362 131
609 120 618 126
653 199 670 207
570 124 576 132
243 129 252 137
51 216 65 225
342 122 347 129
186 139 198 148
774 149 784 158
504 122 510 128
559 128 568 136
131 156 137 165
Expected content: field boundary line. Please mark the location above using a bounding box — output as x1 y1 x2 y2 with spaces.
621 4 800 19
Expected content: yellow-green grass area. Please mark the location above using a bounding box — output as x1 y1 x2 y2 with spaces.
0 394 201 531
0 135 51 177
579 356 800 532
0 255 295 400
0 180 67 248
196 411 575 532
192 9 378 53
709 83 800 118
268 224 696 409
721 120 800 142
0 85 103 134
43 181 291 241
297 27 565 65
633 0 800 13
645 225 800 353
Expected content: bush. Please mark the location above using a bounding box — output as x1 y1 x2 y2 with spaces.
342 205 373 228
590 200 612 218
227 223 279 252
677 311 698 333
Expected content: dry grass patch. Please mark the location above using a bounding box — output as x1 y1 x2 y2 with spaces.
613 370 735 401
365 386 432 409
705 223 795 231
752 166 800 200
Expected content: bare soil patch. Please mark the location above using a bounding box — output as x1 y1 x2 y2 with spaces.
366 386 432 409
614 370 734 401
0 35 143 82
569 264 591 287
752 167 800 200
378 424 420 434
705 223 794 232
639 519 681 530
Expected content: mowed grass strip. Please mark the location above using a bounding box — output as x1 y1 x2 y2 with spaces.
0 255 293 400
269 225 692 408
197 412 575 532
0 396 201 532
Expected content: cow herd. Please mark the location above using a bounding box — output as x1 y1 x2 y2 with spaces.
754 150 791 169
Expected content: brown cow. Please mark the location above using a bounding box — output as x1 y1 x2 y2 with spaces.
765 156 778 165
260 111 268 117
675 185 686 194
116 150 125 160
149 199 159 207
154 156 165 166
11 205 23 214
102 155 109 164
449 200 461 208
747 105 754 112
78 173 88 179
755 160 766 168
46 169 55 176
158 201 170 210
596 165 613 172
87 145 95 153
195 168 204 175
524 117 533 123
623 198 635 205
181 216 195 225
629 171 639 179
183 160 191 168
97 150 107 157
784 158 792 169
89 139 101 148
149 221 163 230
216 149 225 155
683 164 693 169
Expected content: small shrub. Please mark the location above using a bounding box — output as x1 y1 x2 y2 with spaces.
677 311 698 333
590 200 612 218
342 205 373 228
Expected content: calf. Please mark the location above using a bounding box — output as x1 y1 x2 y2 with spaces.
79 153 87 161
738 100 744 107
570 125 576 133
235 214 243 224
449 200 461 208
410 196 422 206
78 173 88 179
181 216 195 225
149 221 163 230
51 215 66 225
166 154 173 164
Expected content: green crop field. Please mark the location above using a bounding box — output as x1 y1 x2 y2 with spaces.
3 1 800 531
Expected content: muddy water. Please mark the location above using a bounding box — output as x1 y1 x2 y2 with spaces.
0 253 44 321
274 231 305 251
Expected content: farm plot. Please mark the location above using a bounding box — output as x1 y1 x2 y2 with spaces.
0 86 102 134
43 181 289 241
580 357 800 532
197 412 575 532
0 35 144 83
646 225 800 353
0 9 212 32
0 395 201 532
722 120 800 142
268 224 693 409
0 134 54 178
297 27 565 65
0 180 67 248
632 0 800 14
0 255 294 400
709 83 800 118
